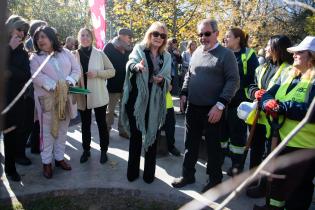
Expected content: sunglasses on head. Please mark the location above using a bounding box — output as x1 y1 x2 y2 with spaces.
152 31 167 39
198 31 214 37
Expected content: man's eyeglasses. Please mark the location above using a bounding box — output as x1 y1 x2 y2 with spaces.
198 31 214 37
152 31 167 39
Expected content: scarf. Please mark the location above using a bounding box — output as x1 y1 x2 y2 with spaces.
121 43 171 151
51 80 68 138
111 36 133 52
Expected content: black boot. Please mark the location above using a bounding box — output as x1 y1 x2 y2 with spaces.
5 171 21 182
80 150 90 163
227 153 244 177
100 151 108 164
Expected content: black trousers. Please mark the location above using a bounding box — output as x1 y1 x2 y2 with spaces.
224 106 247 166
126 101 158 183
267 147 315 210
79 105 109 152
30 120 40 153
182 103 223 183
4 130 19 174
16 97 34 158
162 107 176 151
249 124 268 169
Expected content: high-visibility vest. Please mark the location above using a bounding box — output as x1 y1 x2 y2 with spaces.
257 62 290 90
246 63 291 138
275 73 315 148
166 91 173 109
241 48 255 99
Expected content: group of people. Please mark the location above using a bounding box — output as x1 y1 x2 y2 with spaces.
170 20 315 210
2 13 315 210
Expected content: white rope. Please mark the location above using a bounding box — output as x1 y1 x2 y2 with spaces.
1 52 54 115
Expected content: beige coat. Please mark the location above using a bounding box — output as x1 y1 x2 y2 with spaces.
74 47 115 110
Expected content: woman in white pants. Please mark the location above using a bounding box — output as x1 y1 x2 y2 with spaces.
30 26 80 179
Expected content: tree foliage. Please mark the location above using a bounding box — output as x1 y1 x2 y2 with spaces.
8 0 91 42
107 0 314 48
7 0 314 48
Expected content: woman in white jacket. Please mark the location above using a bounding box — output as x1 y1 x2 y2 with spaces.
31 26 81 179
74 28 115 164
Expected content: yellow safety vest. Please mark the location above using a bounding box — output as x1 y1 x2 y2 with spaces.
166 91 173 109
241 48 255 99
246 63 291 138
275 74 315 148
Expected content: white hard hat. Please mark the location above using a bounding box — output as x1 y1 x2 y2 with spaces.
237 101 257 120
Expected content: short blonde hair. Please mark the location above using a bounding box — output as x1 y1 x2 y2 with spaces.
141 21 168 54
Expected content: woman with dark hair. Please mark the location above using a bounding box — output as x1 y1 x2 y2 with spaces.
246 35 293 198
30 26 81 179
253 36 315 210
74 28 115 164
223 27 259 176
121 21 171 184
3 15 30 181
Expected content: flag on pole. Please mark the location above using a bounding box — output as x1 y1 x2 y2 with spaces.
89 0 106 49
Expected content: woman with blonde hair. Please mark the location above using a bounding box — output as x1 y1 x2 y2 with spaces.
254 36 315 210
74 28 115 164
121 21 171 183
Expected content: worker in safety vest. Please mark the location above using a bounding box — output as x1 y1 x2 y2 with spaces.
253 36 315 210
223 27 259 176
162 87 181 156
246 35 293 198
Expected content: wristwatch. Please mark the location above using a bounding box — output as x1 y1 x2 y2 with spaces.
216 102 225 111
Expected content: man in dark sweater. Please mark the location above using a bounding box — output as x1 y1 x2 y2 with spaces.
172 19 240 192
103 28 133 138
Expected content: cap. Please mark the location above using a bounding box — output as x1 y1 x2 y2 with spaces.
287 36 315 53
118 28 133 37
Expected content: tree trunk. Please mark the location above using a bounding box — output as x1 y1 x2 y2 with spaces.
0 0 8 130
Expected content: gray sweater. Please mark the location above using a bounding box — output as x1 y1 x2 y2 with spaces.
181 44 240 106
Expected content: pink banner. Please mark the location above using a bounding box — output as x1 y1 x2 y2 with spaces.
89 0 106 49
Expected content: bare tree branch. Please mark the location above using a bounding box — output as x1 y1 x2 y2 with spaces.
283 0 315 13
178 2 200 30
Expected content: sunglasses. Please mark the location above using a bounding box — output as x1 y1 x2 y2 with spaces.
152 31 167 39
198 31 214 37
